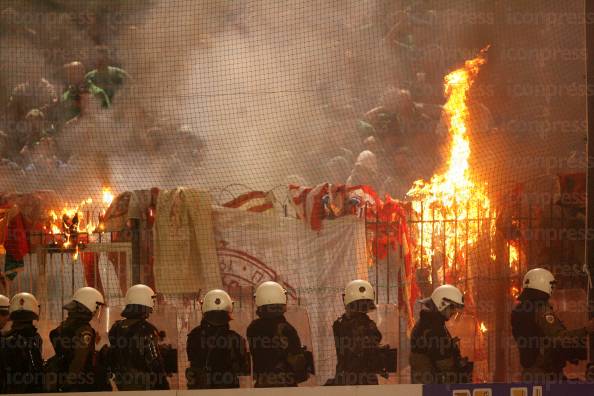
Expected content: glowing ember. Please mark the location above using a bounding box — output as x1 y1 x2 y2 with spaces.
509 243 519 271
50 223 61 235
102 187 114 206
479 322 488 333
407 46 492 275
510 285 520 299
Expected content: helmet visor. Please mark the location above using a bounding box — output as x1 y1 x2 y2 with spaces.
443 297 464 310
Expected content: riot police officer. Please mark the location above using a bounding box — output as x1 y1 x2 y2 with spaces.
511 268 594 383
108 284 170 390
0 293 43 393
410 284 472 384
332 280 387 385
186 289 250 389
246 281 313 387
0 295 9 333
47 287 105 392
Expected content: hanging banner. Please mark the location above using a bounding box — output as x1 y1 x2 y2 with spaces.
213 207 368 384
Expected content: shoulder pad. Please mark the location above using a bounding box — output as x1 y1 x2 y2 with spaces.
188 325 202 337
134 320 159 336
145 320 159 331
79 330 94 346
544 314 556 324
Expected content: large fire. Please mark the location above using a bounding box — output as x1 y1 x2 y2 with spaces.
407 46 493 280
44 188 115 257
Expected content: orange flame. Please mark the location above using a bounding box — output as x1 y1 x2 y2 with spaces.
102 187 114 206
510 286 520 299
479 322 488 333
45 187 116 255
509 243 519 271
407 46 492 274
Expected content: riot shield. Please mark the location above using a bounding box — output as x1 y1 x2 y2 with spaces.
106 303 180 390
90 305 112 350
551 288 588 380
369 304 400 384
285 305 317 386
446 312 477 382
90 306 116 391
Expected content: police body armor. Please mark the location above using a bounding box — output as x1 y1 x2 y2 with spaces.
247 313 311 388
108 318 170 390
47 311 100 392
186 319 250 389
332 312 385 385
511 289 587 382
410 298 473 384
0 322 44 393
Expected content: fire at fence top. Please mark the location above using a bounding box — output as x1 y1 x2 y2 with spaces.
125 284 156 308
254 281 287 307
202 289 234 313
343 279 375 306
523 268 555 296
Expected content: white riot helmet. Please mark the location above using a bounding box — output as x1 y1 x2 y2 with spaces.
0 294 9 312
202 289 233 313
254 281 287 307
431 284 464 312
125 284 156 308
523 268 555 296
72 287 105 313
343 279 375 306
9 292 40 319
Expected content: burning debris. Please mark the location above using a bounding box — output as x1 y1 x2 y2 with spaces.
41 187 115 258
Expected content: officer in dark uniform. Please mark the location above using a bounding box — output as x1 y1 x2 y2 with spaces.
0 293 43 394
108 284 170 390
47 287 106 392
0 295 9 334
512 268 594 383
186 289 250 389
332 279 386 385
410 284 472 384
247 281 313 388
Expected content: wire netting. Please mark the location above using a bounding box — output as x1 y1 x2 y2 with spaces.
0 0 588 387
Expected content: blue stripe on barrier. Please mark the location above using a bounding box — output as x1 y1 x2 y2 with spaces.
423 383 594 396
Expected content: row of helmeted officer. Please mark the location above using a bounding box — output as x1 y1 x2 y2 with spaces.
0 284 176 393
1 266 591 392
186 279 396 389
410 267 594 384
0 279 395 392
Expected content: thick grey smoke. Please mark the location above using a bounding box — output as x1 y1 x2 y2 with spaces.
0 0 404 201
112 0 402 193
0 0 586 204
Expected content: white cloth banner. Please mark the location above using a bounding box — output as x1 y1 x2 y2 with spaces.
213 207 368 382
